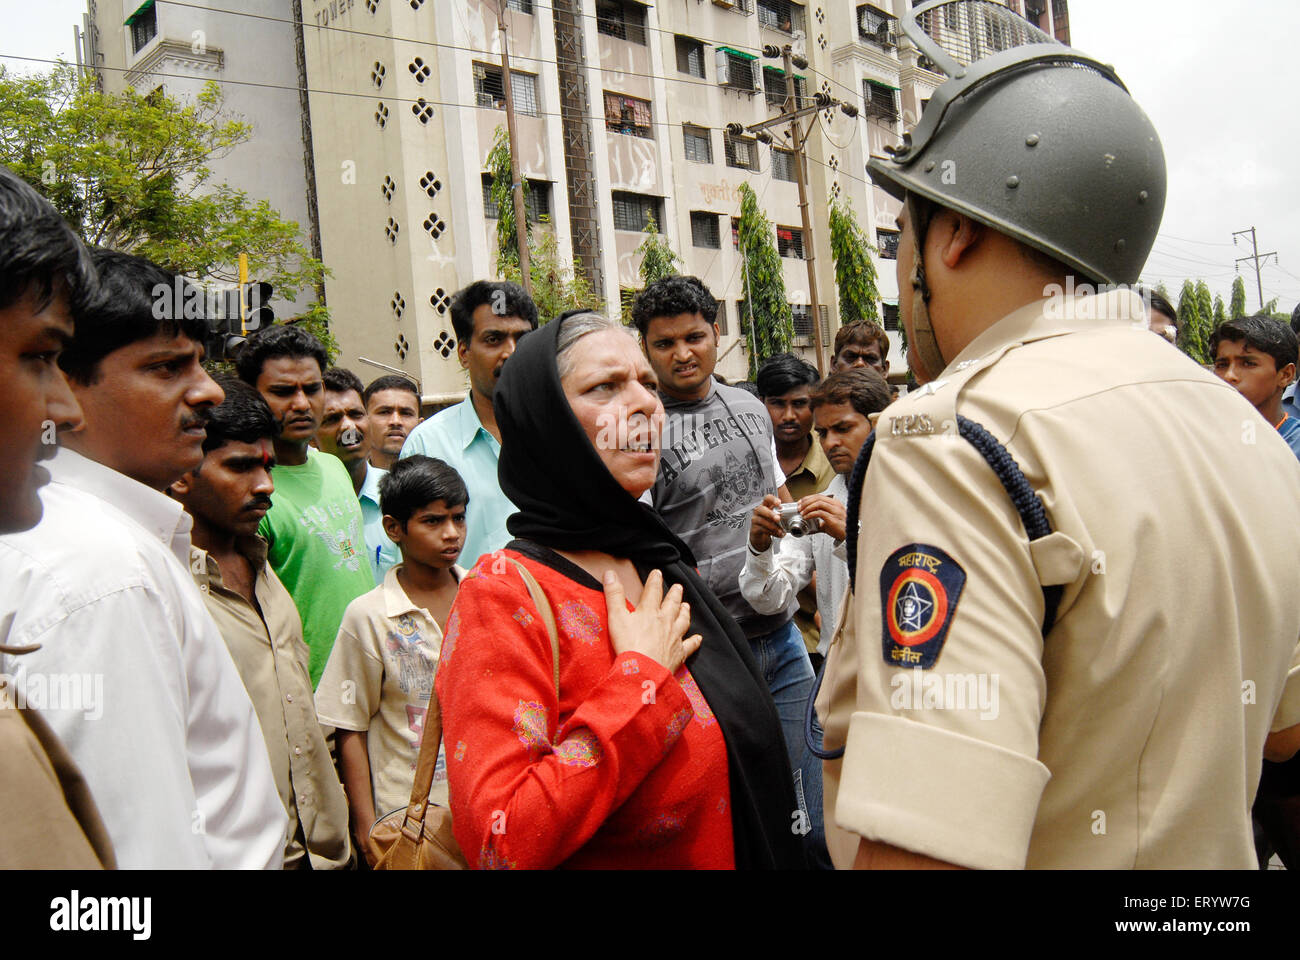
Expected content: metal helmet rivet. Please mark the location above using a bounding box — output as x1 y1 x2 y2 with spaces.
925 160 936 172
1138 190 1149 203
1026 134 1040 147
1006 175 1020 189
1114 238 1126 252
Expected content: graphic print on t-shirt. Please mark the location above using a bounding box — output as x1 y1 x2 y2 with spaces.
384 614 435 703
701 449 764 527
658 408 769 529
298 503 365 573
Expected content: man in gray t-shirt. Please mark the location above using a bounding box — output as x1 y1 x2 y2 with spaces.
655 378 790 634
632 276 829 869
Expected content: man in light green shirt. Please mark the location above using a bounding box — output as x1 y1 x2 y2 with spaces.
239 325 375 686
316 366 400 583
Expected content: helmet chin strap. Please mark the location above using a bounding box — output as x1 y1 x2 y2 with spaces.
906 194 947 384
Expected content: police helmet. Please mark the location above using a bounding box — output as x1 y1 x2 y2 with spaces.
867 0 1166 286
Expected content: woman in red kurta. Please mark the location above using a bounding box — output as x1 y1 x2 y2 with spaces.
439 548 733 868
436 310 802 870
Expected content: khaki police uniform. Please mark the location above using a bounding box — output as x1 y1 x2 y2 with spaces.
817 290 1300 869
0 653 115 869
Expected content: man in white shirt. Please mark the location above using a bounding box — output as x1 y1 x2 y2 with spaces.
740 367 893 662
0 248 284 869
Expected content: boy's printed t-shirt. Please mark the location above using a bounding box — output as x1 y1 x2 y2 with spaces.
315 564 464 816
259 448 377 687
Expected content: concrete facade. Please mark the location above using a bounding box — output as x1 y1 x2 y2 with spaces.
85 0 1070 397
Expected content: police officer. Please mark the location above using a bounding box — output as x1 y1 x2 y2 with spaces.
817 4 1300 869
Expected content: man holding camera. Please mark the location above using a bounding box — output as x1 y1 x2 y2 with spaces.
631 275 827 868
741 367 894 672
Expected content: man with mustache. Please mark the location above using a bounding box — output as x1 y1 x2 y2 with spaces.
400 280 537 569
316 367 399 583
0 165 115 869
170 377 352 869
0 247 283 868
238 325 375 687
363 374 422 471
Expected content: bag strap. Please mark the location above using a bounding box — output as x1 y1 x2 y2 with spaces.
399 691 446 842
397 557 562 843
509 559 561 700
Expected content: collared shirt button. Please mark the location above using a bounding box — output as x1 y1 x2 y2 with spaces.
286 693 293 703
294 746 302 756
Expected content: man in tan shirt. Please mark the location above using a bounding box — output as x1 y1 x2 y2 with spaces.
170 376 351 869
0 165 114 869
818 12 1300 870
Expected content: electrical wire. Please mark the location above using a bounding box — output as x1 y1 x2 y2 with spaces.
151 0 850 102
512 0 914 112
152 0 892 161
1145 246 1233 270
45 0 934 195
1156 232 1233 247
0 48 877 192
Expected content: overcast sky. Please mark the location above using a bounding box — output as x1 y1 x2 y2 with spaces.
5 0 1300 310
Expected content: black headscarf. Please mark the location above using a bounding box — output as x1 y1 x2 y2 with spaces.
495 312 805 870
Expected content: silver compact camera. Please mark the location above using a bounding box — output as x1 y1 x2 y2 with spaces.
777 503 820 538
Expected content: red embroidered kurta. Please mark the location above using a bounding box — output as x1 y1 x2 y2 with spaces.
435 550 735 869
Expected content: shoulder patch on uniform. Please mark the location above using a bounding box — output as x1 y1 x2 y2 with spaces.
880 543 966 670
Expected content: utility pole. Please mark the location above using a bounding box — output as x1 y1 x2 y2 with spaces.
1233 226 1276 312
750 45 857 374
497 0 532 296
783 46 825 375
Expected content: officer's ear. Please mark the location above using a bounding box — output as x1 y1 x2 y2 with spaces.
934 212 986 271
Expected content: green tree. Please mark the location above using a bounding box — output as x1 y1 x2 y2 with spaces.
486 125 530 275
735 183 792 379
499 226 601 323
635 214 681 286
1195 280 1214 333
1176 279 1210 364
1230 275 1248 319
486 125 600 321
828 199 882 336
0 63 335 358
1213 294 1226 326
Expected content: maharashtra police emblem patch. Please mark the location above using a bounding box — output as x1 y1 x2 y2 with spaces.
879 543 966 669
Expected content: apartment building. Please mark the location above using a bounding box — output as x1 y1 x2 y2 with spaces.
84 1 316 317
83 0 1070 398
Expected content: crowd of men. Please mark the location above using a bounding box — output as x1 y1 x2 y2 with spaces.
2 14 1299 869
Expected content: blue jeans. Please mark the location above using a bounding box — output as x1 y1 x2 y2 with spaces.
748 619 833 870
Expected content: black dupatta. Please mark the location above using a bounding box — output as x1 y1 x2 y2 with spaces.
493 314 805 870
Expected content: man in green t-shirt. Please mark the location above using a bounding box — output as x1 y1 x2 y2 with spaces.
238 325 375 686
